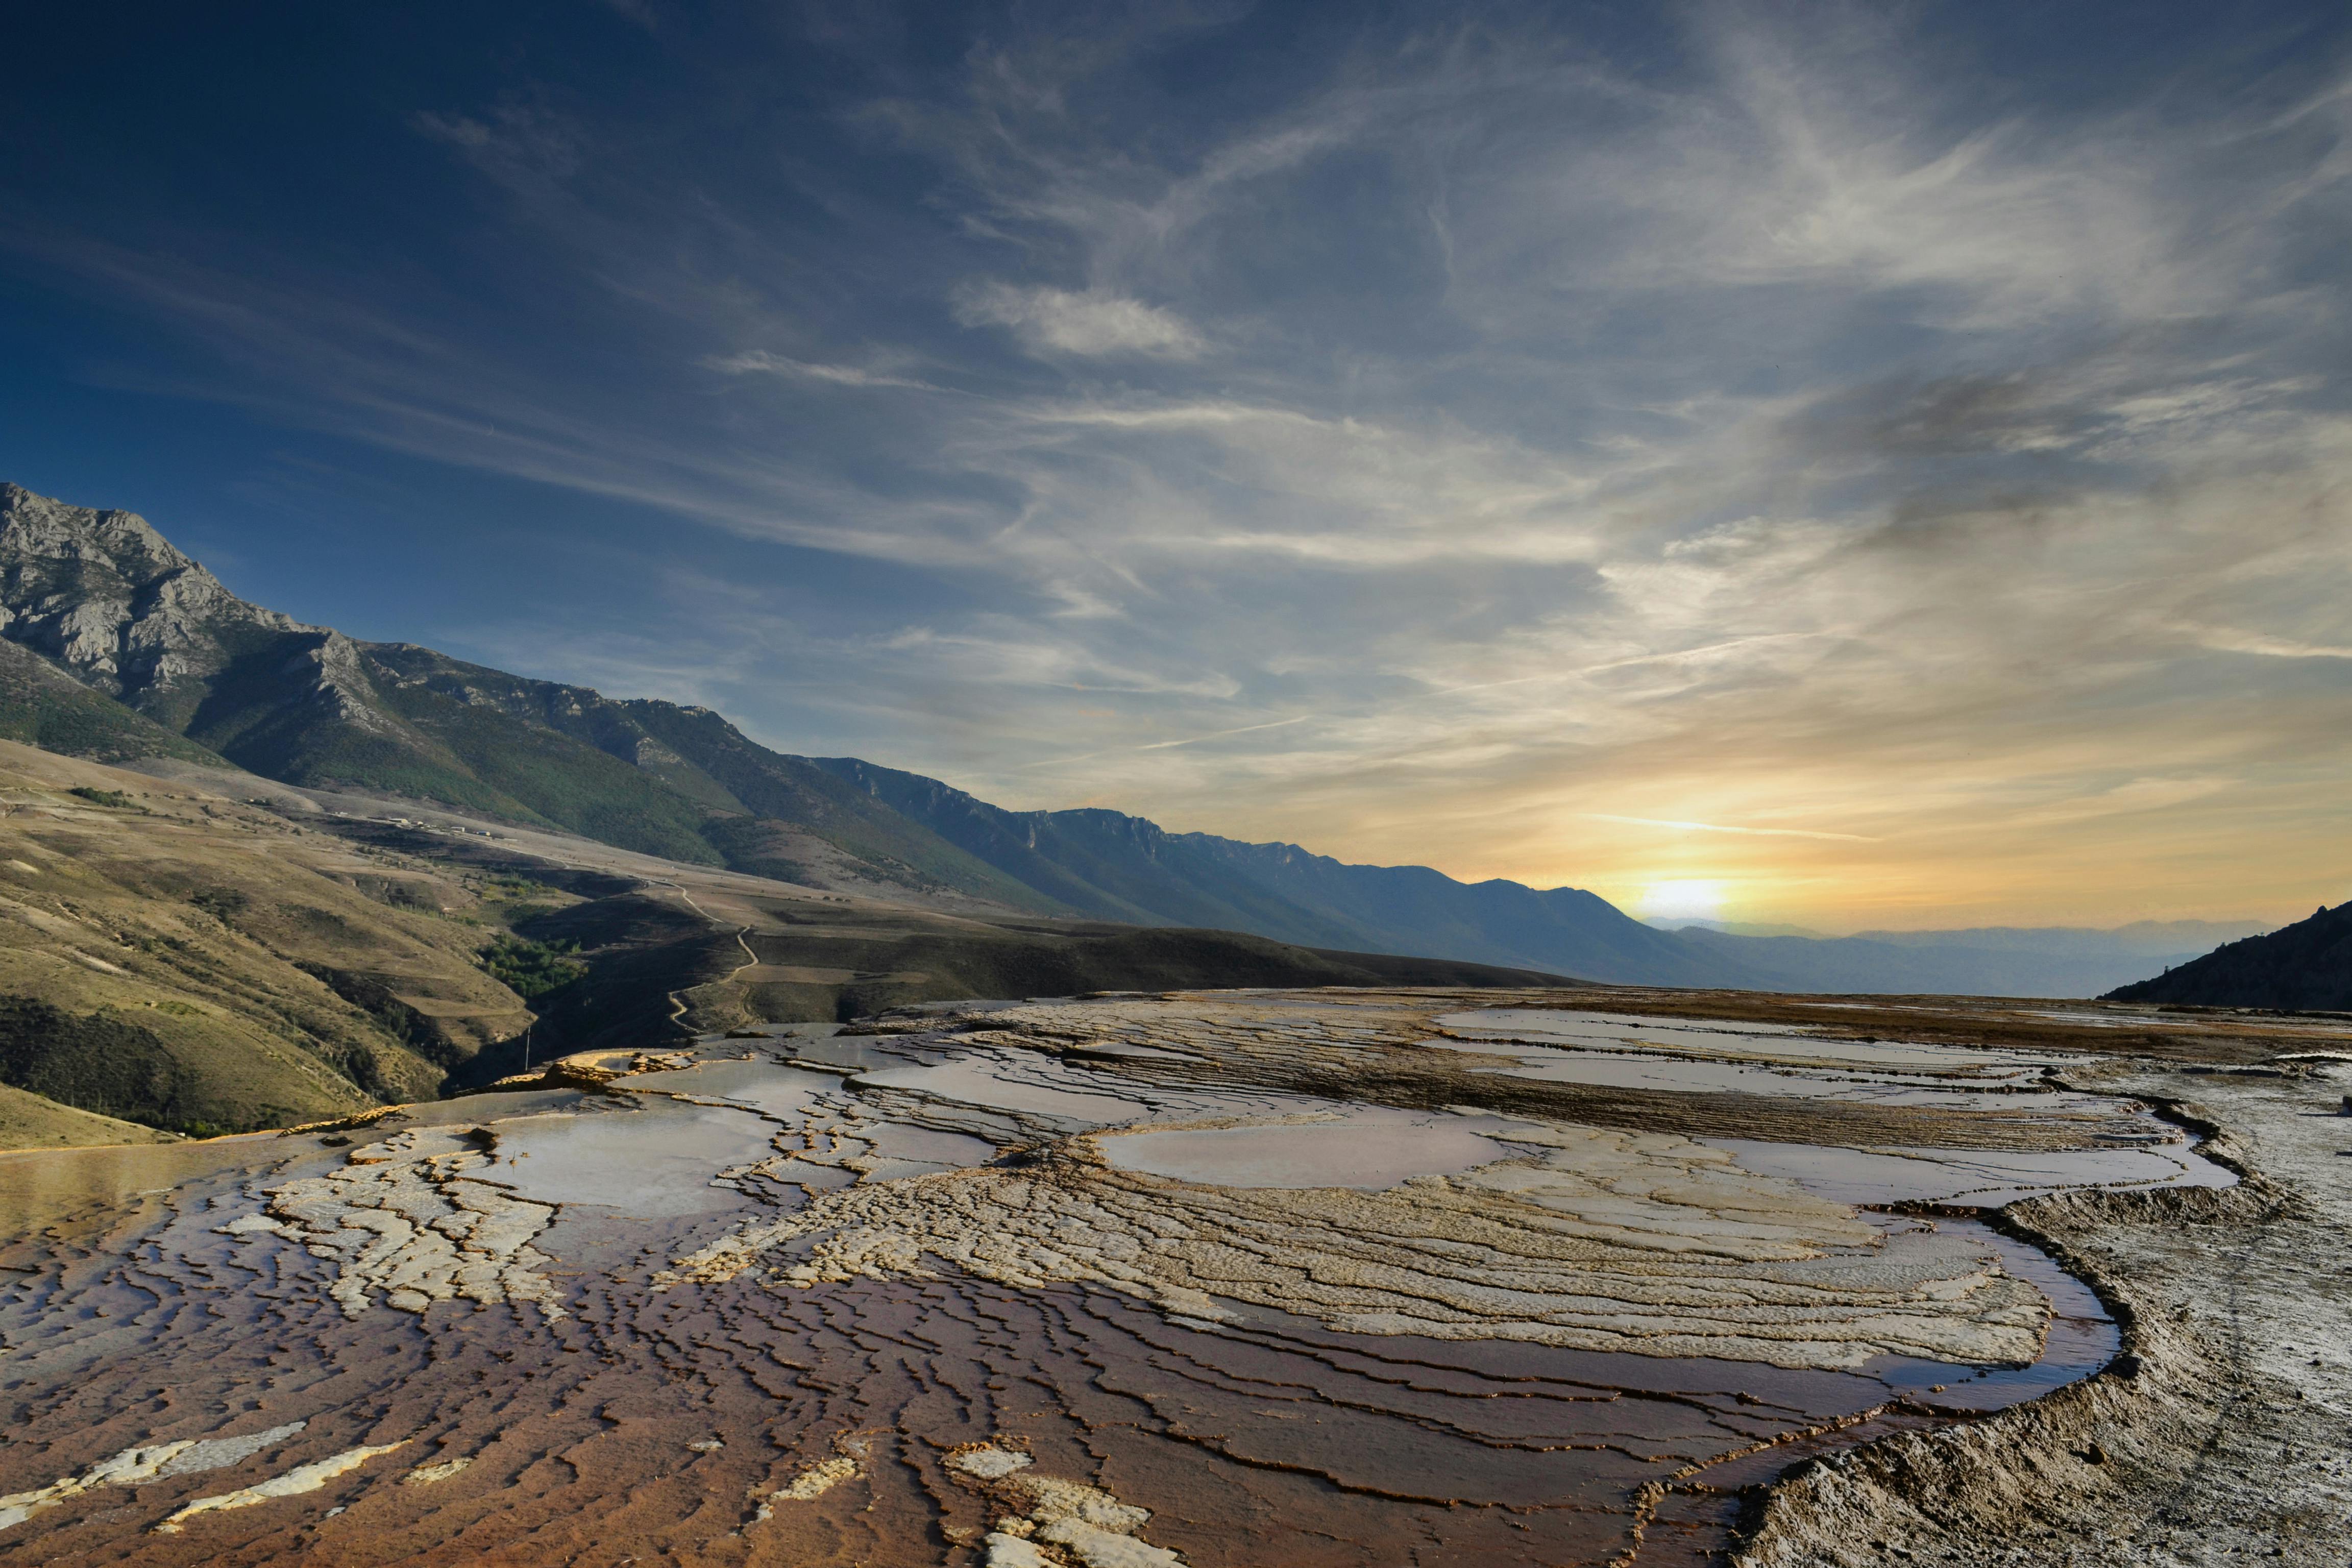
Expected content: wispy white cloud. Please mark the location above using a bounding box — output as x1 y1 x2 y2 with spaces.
411 105 583 190
2009 776 2240 828
10 4 2351 925
951 282 1202 357
703 350 944 391
1136 716 1311 750
2182 625 2352 660
1582 815 1879 843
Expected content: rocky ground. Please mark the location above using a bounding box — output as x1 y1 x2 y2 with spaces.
1738 1061 2352 1566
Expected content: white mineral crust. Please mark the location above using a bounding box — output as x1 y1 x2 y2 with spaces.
235 1130 565 1318
664 1118 2047 1370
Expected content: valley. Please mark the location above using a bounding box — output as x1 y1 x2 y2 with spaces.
0 742 1569 1143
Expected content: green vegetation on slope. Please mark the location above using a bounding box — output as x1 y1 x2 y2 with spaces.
479 933 587 1000
351 643 1052 898
357 655 726 863
189 886 249 920
0 1079 179 1147
168 632 573 830
0 995 218 1133
0 636 232 769
620 702 1063 908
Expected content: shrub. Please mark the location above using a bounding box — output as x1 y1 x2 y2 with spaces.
189 888 250 921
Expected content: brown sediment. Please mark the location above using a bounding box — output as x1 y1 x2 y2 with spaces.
484 1057 628 1093
0 1140 2004 1566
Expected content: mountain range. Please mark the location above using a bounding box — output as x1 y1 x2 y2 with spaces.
0 481 2266 997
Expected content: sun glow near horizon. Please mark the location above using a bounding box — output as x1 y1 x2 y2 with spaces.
1634 879 1731 923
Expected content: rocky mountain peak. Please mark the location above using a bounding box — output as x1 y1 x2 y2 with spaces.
2 482 199 583
0 482 304 702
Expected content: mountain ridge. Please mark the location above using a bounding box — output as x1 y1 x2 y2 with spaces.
0 482 2274 996
1 481 1711 983
810 754 1740 985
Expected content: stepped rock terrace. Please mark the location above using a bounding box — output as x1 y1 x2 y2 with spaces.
0 985 2320 1566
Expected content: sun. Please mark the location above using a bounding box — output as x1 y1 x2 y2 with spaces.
1638 878 1728 922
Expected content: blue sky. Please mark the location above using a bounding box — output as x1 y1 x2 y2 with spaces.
5 1 2350 928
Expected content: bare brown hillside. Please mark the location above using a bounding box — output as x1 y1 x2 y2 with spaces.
0 742 530 1141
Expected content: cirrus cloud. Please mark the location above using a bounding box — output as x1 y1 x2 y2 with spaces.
951 281 1203 358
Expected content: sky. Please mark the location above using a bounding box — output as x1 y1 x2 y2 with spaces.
3 1 2349 932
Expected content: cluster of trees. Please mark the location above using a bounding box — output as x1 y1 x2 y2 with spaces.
478 933 587 1000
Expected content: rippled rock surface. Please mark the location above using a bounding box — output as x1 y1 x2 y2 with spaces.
0 988 2236 1565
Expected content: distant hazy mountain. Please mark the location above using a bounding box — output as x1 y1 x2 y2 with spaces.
1651 919 2272 999
2105 903 2352 1012
0 482 2276 997
1670 926 2256 1001
1851 921 2271 957
1648 918 1829 938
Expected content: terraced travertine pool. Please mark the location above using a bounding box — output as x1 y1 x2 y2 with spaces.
0 989 2235 1566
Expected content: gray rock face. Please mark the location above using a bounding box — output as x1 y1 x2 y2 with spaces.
295 629 405 736
0 482 303 704
0 484 408 755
